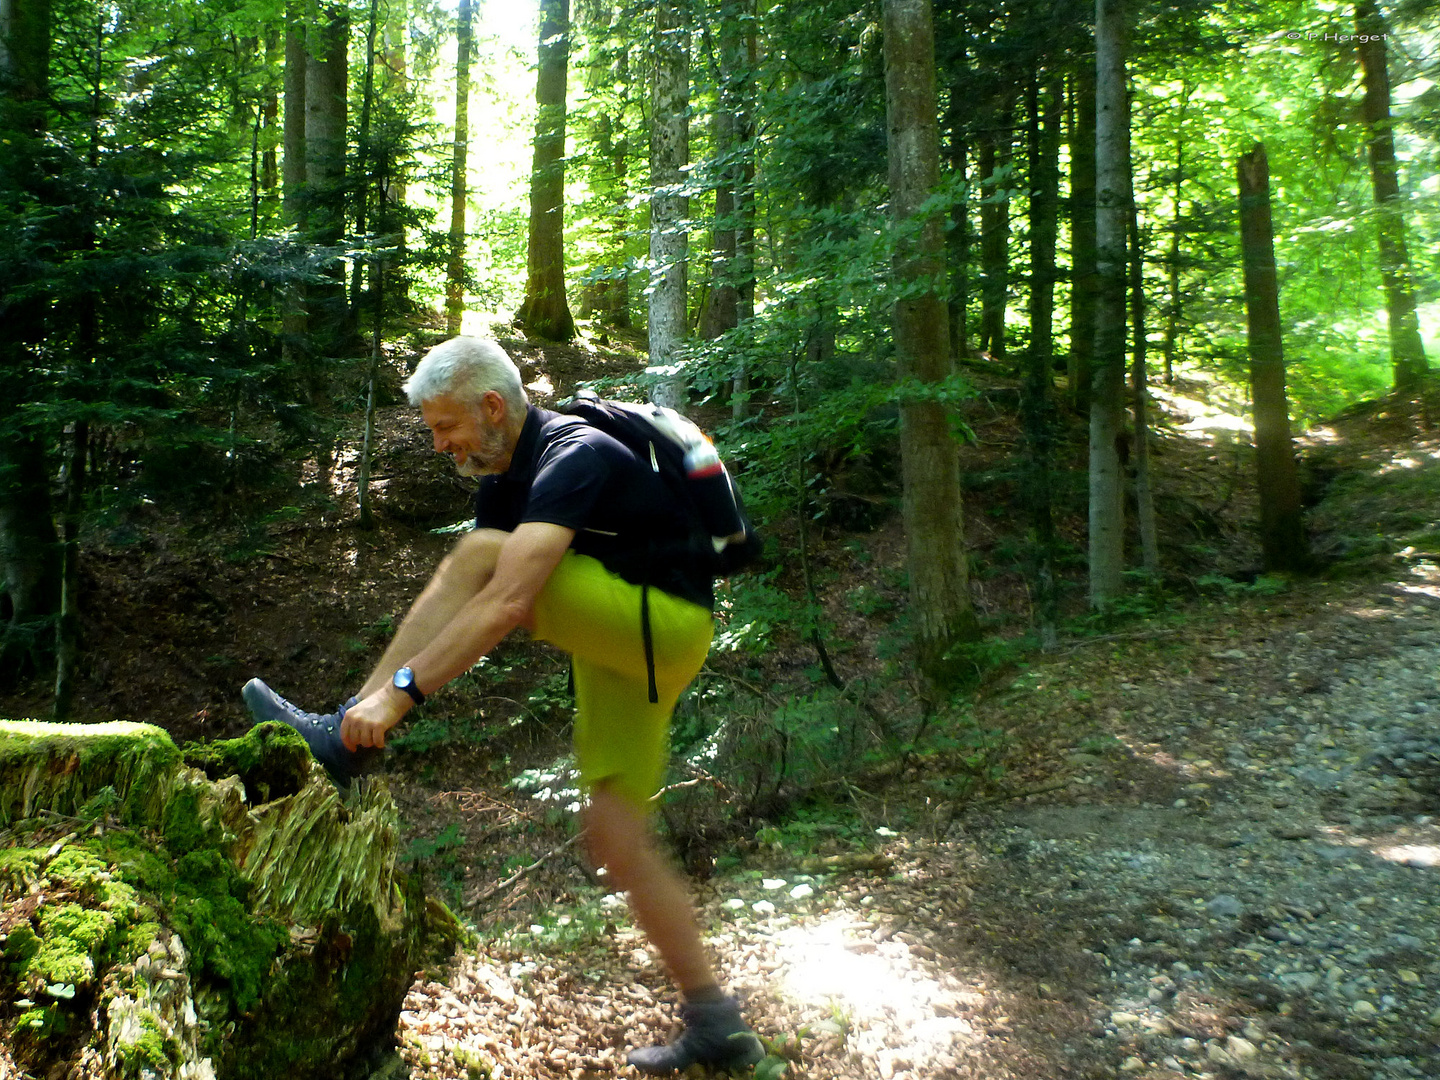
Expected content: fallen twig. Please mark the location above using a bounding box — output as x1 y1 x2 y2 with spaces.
465 833 584 909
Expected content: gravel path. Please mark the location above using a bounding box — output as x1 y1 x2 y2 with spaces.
396 579 1440 1079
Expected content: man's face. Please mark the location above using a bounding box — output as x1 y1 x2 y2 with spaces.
421 392 513 477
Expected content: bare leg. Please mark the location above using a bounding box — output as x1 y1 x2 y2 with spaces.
358 528 507 699
584 780 717 993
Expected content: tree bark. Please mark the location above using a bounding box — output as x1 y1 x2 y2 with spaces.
444 0 473 336
1089 0 1129 609
648 0 690 409
883 0 978 682
1355 0 1427 397
1237 143 1309 573
517 0 576 341
1068 60 1097 414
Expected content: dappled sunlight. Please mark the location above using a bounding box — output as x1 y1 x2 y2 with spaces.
769 913 981 1072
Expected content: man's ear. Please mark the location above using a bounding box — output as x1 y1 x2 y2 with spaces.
481 389 508 426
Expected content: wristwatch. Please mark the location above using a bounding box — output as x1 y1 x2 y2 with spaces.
392 666 425 706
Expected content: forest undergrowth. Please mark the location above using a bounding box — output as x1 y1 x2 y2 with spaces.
2 338 1439 1079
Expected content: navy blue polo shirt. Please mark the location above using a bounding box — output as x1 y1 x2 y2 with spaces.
473 405 713 609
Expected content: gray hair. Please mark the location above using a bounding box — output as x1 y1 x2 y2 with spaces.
404 336 528 414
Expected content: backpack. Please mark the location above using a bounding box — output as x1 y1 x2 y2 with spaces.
558 390 762 704
559 389 762 576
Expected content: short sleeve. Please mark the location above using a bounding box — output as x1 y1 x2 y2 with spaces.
521 436 610 531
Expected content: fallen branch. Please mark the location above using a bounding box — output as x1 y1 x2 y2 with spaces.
465 833 584 909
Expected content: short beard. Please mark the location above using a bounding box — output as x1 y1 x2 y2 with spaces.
454 426 509 477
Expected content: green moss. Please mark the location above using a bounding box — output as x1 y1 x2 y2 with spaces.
162 783 212 854
181 722 311 804
168 849 285 1012
0 846 42 891
119 1015 180 1072
4 923 41 974
33 903 117 986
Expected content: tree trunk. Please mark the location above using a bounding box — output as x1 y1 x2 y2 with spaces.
0 0 59 685
883 0 978 682
942 33 969 360
445 0 473 336
262 26 280 196
303 3 348 353
576 2 633 331
1129 206 1159 575
977 101 1011 361
1355 0 1427 397
1162 81 1188 386
1023 73 1062 650
0 719 447 1080
1237 143 1309 573
52 420 86 719
281 2 308 363
648 0 690 410
517 0 576 341
1089 0 1129 609
697 3 743 342
1068 60 1097 414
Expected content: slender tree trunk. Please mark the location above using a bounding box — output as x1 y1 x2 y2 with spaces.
1162 81 1188 386
517 0 576 341
382 0 407 303
698 4 742 342
0 0 61 684
304 3 348 352
977 101 1011 361
445 0 473 335
1090 0 1129 609
649 0 690 410
1237 144 1309 573
731 7 757 417
1023 74 1062 649
1355 0 1427 397
1129 205 1159 574
1069 60 1097 414
53 421 86 717
942 33 969 360
262 27 280 196
281 1 308 361
358 267 383 530
883 0 978 681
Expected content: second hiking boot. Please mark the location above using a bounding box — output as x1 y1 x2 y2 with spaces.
626 999 765 1074
241 678 371 786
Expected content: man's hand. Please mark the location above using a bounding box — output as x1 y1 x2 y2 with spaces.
341 685 413 751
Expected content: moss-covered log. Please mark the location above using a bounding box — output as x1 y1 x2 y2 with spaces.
0 719 456 1080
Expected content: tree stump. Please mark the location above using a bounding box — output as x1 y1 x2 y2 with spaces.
0 719 458 1079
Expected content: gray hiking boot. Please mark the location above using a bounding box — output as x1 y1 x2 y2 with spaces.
241 678 372 786
626 999 764 1074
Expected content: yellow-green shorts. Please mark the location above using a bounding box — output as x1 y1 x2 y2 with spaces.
530 552 713 809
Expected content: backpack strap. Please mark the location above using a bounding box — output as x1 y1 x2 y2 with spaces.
641 581 657 705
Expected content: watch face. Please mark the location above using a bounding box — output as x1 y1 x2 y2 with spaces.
395 667 414 688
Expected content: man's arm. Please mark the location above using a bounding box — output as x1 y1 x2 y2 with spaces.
341 521 575 750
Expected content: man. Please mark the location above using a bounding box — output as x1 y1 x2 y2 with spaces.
242 336 763 1074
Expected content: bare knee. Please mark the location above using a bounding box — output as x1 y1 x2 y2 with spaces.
584 784 652 886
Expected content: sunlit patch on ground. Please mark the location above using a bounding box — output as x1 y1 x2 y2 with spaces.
755 913 981 1077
